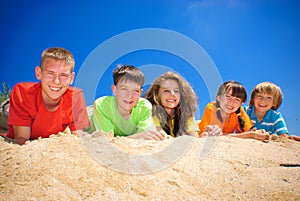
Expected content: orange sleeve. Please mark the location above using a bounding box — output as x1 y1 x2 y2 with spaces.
198 103 213 134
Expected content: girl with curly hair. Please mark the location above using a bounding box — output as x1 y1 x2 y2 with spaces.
143 71 199 137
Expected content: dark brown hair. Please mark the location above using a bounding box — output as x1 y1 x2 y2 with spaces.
113 65 145 87
216 81 247 131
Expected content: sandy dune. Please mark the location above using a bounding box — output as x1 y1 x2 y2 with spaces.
0 131 299 200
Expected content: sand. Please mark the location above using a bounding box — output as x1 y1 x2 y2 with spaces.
0 131 299 201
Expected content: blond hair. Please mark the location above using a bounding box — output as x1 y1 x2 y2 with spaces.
40 47 75 72
249 81 283 110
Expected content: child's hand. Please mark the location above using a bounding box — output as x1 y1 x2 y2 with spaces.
129 130 166 141
202 125 223 137
252 129 270 142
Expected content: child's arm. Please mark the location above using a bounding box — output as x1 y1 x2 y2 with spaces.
228 129 270 142
198 103 213 136
128 130 166 140
13 126 31 145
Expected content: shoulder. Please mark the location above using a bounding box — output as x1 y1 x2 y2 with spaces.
94 96 113 106
11 82 41 99
267 109 283 119
64 86 83 96
133 98 153 112
205 102 215 111
12 82 39 92
137 97 152 108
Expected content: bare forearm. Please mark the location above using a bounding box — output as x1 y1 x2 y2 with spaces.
13 126 31 145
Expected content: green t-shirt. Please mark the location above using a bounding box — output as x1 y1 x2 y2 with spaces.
89 96 156 136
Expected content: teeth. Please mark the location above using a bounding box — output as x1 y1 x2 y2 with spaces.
50 87 60 91
167 99 176 102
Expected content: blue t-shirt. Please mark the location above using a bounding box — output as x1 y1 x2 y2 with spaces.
245 106 288 135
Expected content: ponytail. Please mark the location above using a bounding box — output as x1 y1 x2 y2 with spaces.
216 101 223 122
235 107 245 132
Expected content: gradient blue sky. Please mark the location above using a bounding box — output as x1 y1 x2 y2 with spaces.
1 0 299 135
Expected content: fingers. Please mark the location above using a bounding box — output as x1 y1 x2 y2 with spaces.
141 130 166 141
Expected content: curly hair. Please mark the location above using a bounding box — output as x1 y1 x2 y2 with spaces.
249 81 283 110
143 71 198 137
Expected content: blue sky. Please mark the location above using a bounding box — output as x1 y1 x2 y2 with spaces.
1 0 299 135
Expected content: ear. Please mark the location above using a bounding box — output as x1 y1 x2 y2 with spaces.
112 84 117 96
35 66 42 80
216 95 220 102
69 72 75 85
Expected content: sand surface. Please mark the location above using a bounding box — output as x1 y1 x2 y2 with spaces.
0 131 299 201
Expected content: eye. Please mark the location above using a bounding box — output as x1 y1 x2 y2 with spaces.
46 71 54 75
163 89 171 93
256 95 263 99
60 74 70 79
225 94 231 100
235 98 242 103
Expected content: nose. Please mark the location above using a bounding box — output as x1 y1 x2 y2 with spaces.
53 75 60 84
170 89 176 96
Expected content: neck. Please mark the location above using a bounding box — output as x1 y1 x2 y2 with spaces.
118 106 132 120
42 93 60 111
220 109 230 121
165 108 174 117
254 109 266 122
43 99 60 111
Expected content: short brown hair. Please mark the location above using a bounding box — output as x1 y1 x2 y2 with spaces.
249 82 283 110
40 47 75 72
113 65 144 87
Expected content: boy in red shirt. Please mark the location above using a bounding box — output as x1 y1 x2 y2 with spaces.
7 47 89 145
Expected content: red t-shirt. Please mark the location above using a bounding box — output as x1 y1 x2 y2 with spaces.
7 82 89 139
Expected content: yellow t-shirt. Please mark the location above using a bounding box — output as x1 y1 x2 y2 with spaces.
153 116 198 137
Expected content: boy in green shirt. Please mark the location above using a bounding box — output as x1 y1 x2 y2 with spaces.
89 65 165 140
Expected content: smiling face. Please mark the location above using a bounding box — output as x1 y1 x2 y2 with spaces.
112 80 142 118
217 89 242 116
36 58 74 107
158 79 180 116
253 92 274 115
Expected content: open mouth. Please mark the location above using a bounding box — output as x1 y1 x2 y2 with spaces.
166 99 177 103
258 104 268 108
49 86 61 91
225 105 234 110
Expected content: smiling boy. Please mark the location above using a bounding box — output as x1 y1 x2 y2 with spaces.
88 65 165 140
7 47 89 145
